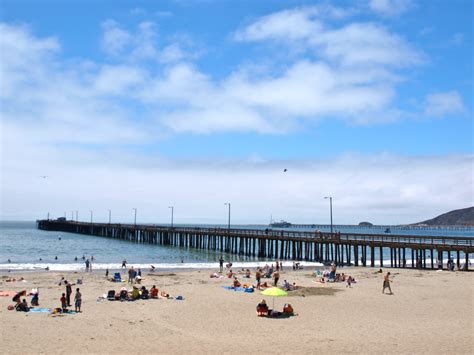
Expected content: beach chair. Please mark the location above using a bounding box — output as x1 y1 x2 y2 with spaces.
107 290 116 301
113 273 122 282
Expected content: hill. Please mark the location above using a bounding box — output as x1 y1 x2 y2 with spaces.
414 207 474 226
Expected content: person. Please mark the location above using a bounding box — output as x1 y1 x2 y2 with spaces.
119 288 128 301
85 258 90 272
150 285 159 299
131 286 140 300
55 256 58 260
219 256 224 272
283 303 294 314
150 265 155 272
140 286 149 299
346 276 353 288
273 270 280 286
227 269 234 278
31 289 39 306
60 293 67 312
138 268 142 277
256 268 262 290
105 268 109 278
128 266 135 284
226 261 232 269
122 259 127 268
74 288 82 312
74 257 78 261
233 277 241 288
382 272 392 295
91 255 95 262
16 299 29 312
244 269 251 278
279 261 283 271
65 280 75 306
256 299 268 316
12 289 26 305
437 258 442 270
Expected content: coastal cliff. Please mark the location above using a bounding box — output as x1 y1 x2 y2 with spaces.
414 207 474 226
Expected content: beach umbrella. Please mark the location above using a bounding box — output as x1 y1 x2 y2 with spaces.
261 287 288 309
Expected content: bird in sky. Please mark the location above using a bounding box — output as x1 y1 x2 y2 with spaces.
40 176 48 178
283 169 287 172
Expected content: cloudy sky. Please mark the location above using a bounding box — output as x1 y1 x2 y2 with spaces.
0 0 472 225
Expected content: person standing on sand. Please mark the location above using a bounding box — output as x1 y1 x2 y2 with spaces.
382 272 393 294
65 280 75 306
219 256 224 272
74 288 82 312
256 268 262 290
128 266 135 284
273 270 280 286
85 258 90 272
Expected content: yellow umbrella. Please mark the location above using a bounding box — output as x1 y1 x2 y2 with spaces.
261 287 288 309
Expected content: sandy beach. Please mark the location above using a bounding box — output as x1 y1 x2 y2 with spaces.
0 266 473 354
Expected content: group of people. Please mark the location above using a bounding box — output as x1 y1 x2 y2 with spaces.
256 299 294 317
109 285 170 301
127 266 142 284
10 282 82 313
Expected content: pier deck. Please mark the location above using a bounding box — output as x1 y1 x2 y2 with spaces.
37 220 473 270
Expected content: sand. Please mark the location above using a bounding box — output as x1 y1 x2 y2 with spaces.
0 266 473 354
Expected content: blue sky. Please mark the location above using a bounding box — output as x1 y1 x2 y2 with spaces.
0 0 472 224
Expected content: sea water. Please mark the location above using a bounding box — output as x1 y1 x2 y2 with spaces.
0 221 472 271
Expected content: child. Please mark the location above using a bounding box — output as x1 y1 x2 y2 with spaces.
60 293 67 312
74 288 82 312
31 289 39 306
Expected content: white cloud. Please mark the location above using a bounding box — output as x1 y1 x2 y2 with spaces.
101 20 133 56
424 91 466 117
368 0 414 16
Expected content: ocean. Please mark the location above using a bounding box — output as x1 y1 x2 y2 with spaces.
1 221 472 271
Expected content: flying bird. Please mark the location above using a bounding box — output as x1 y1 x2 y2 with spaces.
40 176 48 179
283 169 287 172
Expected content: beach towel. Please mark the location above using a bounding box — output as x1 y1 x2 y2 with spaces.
0 291 16 297
221 286 252 292
29 307 53 313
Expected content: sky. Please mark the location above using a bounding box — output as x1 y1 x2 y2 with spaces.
0 0 472 225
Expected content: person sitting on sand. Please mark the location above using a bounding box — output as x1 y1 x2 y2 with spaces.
346 276 353 288
150 285 159 299
283 280 294 291
256 299 269 316
382 272 393 295
244 269 251 278
31 289 39 306
131 286 140 300
227 269 234 278
233 277 241 288
140 286 149 299
226 261 232 269
160 291 169 298
119 288 129 301
283 303 294 315
16 298 30 312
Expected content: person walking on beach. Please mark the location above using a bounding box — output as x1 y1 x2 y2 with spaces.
382 272 393 295
85 258 90 272
122 259 127 268
219 256 224 272
256 268 262 290
74 288 82 312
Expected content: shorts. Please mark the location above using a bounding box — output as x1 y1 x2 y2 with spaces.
75 299 82 307
256 277 261 283
383 280 390 288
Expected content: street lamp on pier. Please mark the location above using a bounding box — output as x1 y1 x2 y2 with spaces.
224 202 231 229
132 208 137 226
324 196 333 234
168 206 174 228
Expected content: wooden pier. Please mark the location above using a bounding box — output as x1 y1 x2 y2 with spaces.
37 220 474 270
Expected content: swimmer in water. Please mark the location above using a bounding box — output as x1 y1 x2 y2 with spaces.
39 258 42 261
8 259 11 263
55 256 58 260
